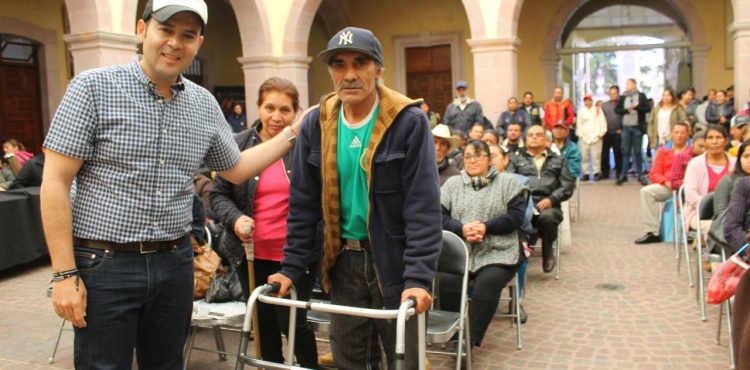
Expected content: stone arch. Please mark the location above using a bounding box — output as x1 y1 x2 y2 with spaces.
0 17 65 133
64 0 139 34
316 0 351 37
533 0 708 97
229 0 272 57
284 0 322 55
460 0 525 39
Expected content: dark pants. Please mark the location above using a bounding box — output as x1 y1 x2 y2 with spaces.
440 265 519 346
73 238 194 370
532 207 563 262
620 126 644 179
329 250 419 370
601 131 622 178
241 258 319 368
733 266 750 368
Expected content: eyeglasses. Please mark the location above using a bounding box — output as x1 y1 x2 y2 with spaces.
464 153 488 162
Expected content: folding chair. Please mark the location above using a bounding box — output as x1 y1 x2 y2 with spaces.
694 193 716 321
184 300 247 367
676 185 695 287
495 273 523 349
427 230 472 370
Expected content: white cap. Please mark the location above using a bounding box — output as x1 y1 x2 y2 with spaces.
143 0 208 26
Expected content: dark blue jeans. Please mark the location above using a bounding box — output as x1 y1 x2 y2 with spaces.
73 238 194 370
620 126 644 179
329 250 419 370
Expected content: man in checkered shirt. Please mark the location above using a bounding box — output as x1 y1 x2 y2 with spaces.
40 1 301 368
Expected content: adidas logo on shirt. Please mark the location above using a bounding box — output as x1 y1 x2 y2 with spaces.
350 136 362 149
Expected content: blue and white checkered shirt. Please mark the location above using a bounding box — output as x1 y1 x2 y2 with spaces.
44 56 240 243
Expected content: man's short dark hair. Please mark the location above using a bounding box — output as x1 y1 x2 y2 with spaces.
609 85 620 92
507 121 522 129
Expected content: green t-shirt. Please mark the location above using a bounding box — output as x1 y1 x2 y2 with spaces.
337 100 379 240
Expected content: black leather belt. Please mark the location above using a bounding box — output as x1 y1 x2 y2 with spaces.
342 239 370 252
73 235 188 254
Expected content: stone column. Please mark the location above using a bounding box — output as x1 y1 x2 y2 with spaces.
238 55 313 123
466 37 521 125
730 21 750 110
689 45 711 98
64 31 139 74
541 55 561 100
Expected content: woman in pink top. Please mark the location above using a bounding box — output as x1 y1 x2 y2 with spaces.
209 78 318 367
682 124 735 233
3 138 34 175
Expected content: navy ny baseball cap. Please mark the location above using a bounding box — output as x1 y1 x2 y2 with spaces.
318 27 384 66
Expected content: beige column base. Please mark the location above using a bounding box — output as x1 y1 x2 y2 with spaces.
64 31 139 75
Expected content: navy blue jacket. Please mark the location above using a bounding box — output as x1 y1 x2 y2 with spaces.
279 86 442 308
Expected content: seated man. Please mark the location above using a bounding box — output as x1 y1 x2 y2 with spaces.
502 121 525 157
432 124 461 185
507 125 575 272
635 122 690 244
551 121 582 179
670 130 707 191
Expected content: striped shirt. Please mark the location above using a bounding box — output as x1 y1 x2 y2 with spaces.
44 56 240 242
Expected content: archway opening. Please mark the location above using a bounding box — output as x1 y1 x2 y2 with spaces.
560 5 690 105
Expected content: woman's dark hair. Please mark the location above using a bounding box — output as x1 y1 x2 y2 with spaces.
256 77 300 112
470 122 485 131
734 139 750 176
463 139 490 157
662 88 676 104
705 124 729 139
483 129 500 142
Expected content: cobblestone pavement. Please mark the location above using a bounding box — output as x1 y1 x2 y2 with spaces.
0 181 733 369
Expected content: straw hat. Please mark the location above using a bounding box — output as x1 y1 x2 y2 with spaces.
432 124 459 152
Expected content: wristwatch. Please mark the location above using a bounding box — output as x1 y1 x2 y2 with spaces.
282 126 297 144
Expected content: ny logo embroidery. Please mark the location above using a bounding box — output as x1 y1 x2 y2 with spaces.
338 30 353 45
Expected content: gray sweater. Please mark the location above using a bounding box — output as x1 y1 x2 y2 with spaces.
440 169 525 271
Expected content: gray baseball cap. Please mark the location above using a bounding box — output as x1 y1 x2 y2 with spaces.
318 27 384 66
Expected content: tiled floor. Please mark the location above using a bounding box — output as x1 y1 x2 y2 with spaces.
0 180 733 369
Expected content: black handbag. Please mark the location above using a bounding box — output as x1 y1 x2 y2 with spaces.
204 264 243 303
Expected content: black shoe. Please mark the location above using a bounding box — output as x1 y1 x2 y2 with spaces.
520 305 528 324
638 176 649 186
543 257 556 273
615 177 627 186
593 173 602 181
635 232 661 244
581 174 590 181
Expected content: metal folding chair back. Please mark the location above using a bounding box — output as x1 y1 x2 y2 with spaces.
676 185 694 287
495 273 523 349
427 230 472 370
695 192 715 321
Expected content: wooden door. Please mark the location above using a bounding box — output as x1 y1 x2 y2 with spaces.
406 45 453 119
0 38 42 153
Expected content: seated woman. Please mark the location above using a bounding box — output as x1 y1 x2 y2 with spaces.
209 77 318 367
708 140 750 252
683 124 735 235
440 139 526 347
